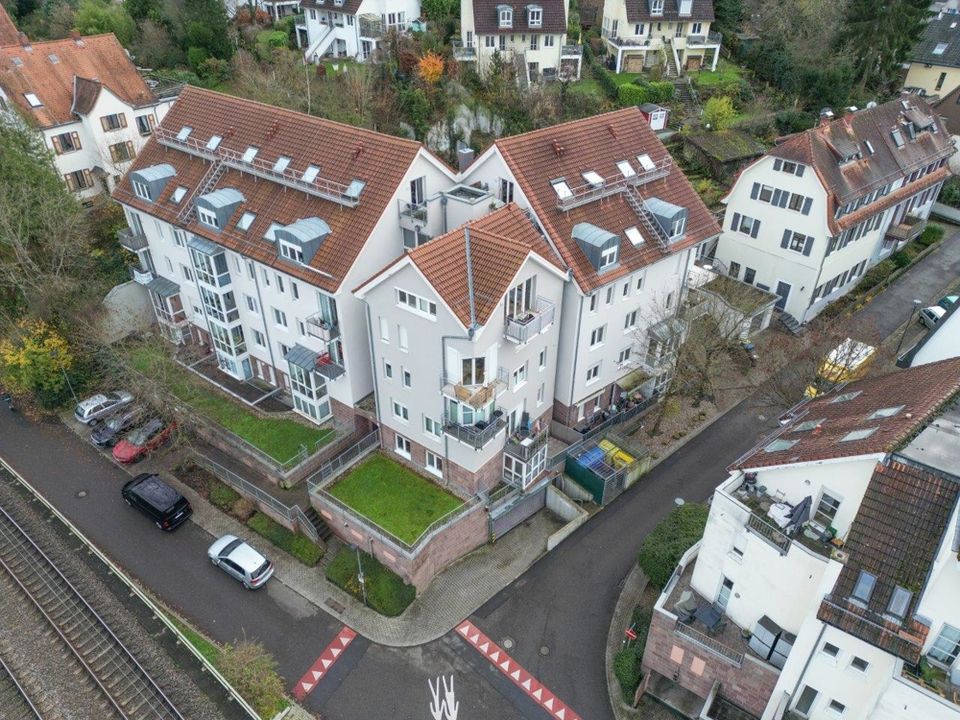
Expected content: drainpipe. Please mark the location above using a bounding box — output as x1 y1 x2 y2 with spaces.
441 194 449 235
565 270 585 422
464 226 477 332
362 299 383 426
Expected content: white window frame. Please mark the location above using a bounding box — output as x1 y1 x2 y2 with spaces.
586 362 601 384
394 433 411 458
392 400 409 422
590 325 606 348
425 450 443 477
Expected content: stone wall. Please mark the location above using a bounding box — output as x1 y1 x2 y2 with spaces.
552 380 615 427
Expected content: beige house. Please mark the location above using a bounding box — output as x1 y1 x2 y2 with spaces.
905 13 960 98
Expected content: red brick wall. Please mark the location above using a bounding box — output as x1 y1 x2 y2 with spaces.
641 609 779 717
552 382 616 427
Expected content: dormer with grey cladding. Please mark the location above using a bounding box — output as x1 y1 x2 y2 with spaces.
274 217 331 266
195 188 244 230
643 197 688 243
129 164 175 203
572 222 620 273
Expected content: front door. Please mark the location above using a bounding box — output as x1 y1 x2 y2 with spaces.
717 577 734 611
775 281 792 311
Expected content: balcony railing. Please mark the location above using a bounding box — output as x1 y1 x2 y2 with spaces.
687 31 722 46
398 198 428 226
555 156 672 211
504 297 556 343
129 266 154 285
818 596 925 663
746 513 792 555
674 619 744 666
504 427 549 462
155 306 188 326
441 367 509 409
315 353 345 381
452 40 477 60
305 313 340 343
443 411 507 450
561 44 583 57
118 227 148 252
602 29 655 48
886 215 926 243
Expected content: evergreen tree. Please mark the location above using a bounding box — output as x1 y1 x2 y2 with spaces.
838 0 929 91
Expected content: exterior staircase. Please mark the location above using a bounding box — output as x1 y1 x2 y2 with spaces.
663 42 679 78
672 76 702 125
777 311 804 336
624 186 671 251
303 23 335 63
176 159 226 224
303 506 333 542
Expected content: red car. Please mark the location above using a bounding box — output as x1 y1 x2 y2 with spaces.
112 418 175 464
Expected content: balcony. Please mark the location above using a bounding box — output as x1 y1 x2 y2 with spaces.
398 198 429 228
746 513 791 555
315 352 345 381
900 659 960 704
443 410 507 450
885 215 926 244
452 40 477 60
687 31 722 46
156 306 188 326
504 427 548 462
118 227 148 252
441 367 508 409
561 44 583 57
504 297 556 343
305 313 340 343
359 13 382 38
602 29 655 48
129 266 154 285
818 596 925 663
554 157 672 211
735 486 836 561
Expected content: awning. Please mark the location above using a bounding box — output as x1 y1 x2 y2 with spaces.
187 235 220 255
284 343 318 371
146 276 180 298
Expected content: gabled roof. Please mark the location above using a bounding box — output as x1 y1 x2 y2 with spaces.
625 0 715 23
736 357 960 470
472 0 568 34
910 13 960 69
935 83 960 135
0 33 156 128
0 4 18 46
494 107 721 293
113 86 424 294
300 0 364 15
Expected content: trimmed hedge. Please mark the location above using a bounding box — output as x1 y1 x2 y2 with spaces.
637 503 709 589
618 80 674 106
614 648 642 703
325 547 416 617
247 512 324 566
592 64 619 100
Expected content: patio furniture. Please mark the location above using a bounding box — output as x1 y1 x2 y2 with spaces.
694 603 725 634
674 590 698 623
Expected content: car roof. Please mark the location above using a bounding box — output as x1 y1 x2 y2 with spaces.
78 394 108 408
131 474 181 511
225 540 266 572
926 305 946 315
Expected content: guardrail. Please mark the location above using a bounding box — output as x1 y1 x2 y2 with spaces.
504 428 549 462
118 227 149 252
504 297 556 344
306 428 381 490
555 156 672 212
746 512 792 555
443 412 507 450
674 619 744 666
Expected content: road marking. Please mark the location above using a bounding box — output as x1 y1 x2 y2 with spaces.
455 620 582 720
293 626 357 701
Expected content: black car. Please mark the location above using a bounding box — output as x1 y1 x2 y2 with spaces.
121 473 192 531
91 406 141 447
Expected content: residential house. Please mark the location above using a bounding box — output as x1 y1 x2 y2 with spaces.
460 107 721 427
454 0 582 83
258 0 302 20
0 32 176 200
112 85 457 429
901 300 960 367
641 357 960 720
906 13 960 98
600 0 720 74
299 0 420 62
713 97 953 326
0 4 17 46
354 203 567 499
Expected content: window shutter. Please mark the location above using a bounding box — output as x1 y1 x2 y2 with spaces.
51 135 62 154
109 144 119 162
751 220 761 239
801 197 812 215
780 229 791 249
731 212 740 231
82 169 93 188
750 182 760 200
802 236 814 256
118 113 127 128
64 172 76 191
771 189 782 206
126 140 135 159
71 131 81 150
796 164 805 177
100 116 109 131
148 114 156 128
778 191 789 208
773 159 782 171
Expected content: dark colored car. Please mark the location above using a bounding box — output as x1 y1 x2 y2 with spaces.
112 418 175 464
90 406 142 447
121 473 192 531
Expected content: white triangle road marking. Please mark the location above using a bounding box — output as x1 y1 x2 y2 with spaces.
331 647 341 658
555 709 566 719
340 634 353 646
489 650 500 662
522 679 532 691
478 642 489 653
510 669 521 681
301 681 314 693
457 623 472 636
322 658 332 669
312 670 323 681
544 698 554 711
500 660 511 672
533 688 543 701
469 633 480 645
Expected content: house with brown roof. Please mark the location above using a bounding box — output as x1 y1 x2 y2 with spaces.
299 0 421 62
599 0 720 74
112 85 459 429
460 106 721 427
0 3 18 46
640 357 960 720
905 12 960 99
713 97 954 327
0 32 175 200
453 0 582 82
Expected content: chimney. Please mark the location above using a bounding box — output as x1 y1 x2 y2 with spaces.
70 30 81 42
457 146 475 172
552 139 564 158
18 32 30 50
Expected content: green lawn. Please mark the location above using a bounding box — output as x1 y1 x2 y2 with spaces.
690 59 745 89
128 345 335 463
328 454 463 545
326 547 416 616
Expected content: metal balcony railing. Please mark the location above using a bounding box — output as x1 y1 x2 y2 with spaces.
305 313 340 342
441 367 509 409
118 227 148 252
452 40 477 59
688 31 722 45
674 619 744 666
746 513 792 555
561 44 583 56
398 199 428 226
504 297 556 343
315 353 345 381
555 156 672 211
504 427 549 462
155 306 188 326
443 411 507 450
129 266 154 285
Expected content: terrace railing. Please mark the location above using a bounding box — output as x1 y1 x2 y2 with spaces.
504 297 556 344
118 227 149 252
746 513 792 555
555 156 672 211
443 412 508 450
307 428 381 491
674 619 744 666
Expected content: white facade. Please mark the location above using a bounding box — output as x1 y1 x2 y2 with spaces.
301 0 420 62
909 308 960 366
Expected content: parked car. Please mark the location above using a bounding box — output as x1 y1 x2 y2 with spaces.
121 473 192 531
937 294 958 311
804 339 875 398
919 305 946 330
112 418 175 463
74 390 134 425
90 406 142 447
207 534 274 589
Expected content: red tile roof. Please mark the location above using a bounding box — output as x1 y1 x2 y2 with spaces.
472 0 568 34
301 0 364 14
737 356 960 470
113 86 424 294
0 4 18 46
494 107 721 293
0 33 156 128
625 0 715 23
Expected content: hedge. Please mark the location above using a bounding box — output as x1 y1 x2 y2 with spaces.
614 648 642 703
636 503 709 589
592 64 619 100
247 512 324 567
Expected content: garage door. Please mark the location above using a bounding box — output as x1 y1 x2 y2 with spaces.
623 54 645 73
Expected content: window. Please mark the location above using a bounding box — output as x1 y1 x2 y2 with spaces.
788 193 804 212
821 642 840 658
934 42 950 55
736 215 759 236
670 216 686 237
165 256 174 273
606 286 614 304
100 113 126 131
869 405 904 419
379 317 389 342
830 390 861 403
460 357 486 385
424 416 442 439
245 295 257 312
650 0 664 14
794 686 818 716
544 34 554 47
291 282 299 300
395 433 411 458
887 586 912 619
586 362 600 383
275 274 285 293
499 5 513 27
384 361 393 379
396 289 437 318
537 382 545 405
851 571 876 604
273 156 291 173
206 134 223 151
399 325 408 351
273 308 287 328
403 369 412 388
64 169 94 191
133 179 150 200
51 131 80 154
600 244 618 269
716 577 733 611
499 178 514 203
788 231 807 253
758 184 774 203
617 160 636 178
618 347 631 364
529 34 538 50
840 427 878 442
828 701 846 716
279 241 304 264
551 178 573 199
528 5 542 26
485 34 496 48
666 291 674 308
930 624 960 666
237 212 256 232
198 206 219 228
590 325 606 347
780 160 799 175
253 329 266 347
744 267 756 284
176 126 193 141
589 294 598 312
728 261 741 278
392 400 409 422
850 657 869 673
181 264 192 281
302 165 320 184
764 438 798 452
513 363 527 388
24 92 42 108
636 275 644 292
425 450 443 477
242 146 259 163
813 491 840 528
538 348 547 370
622 281 630 297
624 310 638 330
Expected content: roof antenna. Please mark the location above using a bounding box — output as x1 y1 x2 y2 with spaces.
464 226 477 332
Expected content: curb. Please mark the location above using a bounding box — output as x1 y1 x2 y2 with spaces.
605 564 649 720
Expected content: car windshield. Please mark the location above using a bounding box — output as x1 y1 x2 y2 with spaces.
106 415 125 431
252 560 271 578
223 538 244 556
105 391 122 402
127 425 155 445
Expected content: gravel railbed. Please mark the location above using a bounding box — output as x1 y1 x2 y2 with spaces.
0 469 247 720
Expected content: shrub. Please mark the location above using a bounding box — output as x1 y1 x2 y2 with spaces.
857 259 896 292
648 80 675 103
916 223 945 248
247 512 324 566
614 647 642 703
209 482 240 512
232 497 257 522
890 250 911 269
219 640 286 718
702 96 736 131
636 503 709 589
592 64 619 100
775 110 815 134
939 177 960 208
326 547 415 616
618 82 651 106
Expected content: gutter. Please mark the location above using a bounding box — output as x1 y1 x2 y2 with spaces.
566 271 585 413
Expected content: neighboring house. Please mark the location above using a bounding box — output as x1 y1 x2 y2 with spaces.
714 97 953 326
460 107 721 428
901 300 960 367
354 203 567 499
299 0 420 62
905 13 960 98
0 4 17 46
258 0 301 20
600 0 720 74
0 32 175 201
454 0 583 83
641 357 960 720
112 85 457 429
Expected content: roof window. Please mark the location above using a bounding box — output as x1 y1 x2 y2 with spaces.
302 165 320 183
636 153 656 172
237 212 256 231
793 418 826 432
345 179 365 200
273 156 291 173
582 170 604 187
551 178 573 200
864 140 875 154
840 427 878 442
206 135 222 151
869 405 904 420
24 92 42 108
11 57 22 67
830 390 862 403
48 54 59 64
617 160 636 178
176 126 192 141
852 570 876 604
242 146 259 163
886 586 912 619
625 226 644 246
891 129 904 148
934 42 949 55
171 186 187 204
764 438 798 453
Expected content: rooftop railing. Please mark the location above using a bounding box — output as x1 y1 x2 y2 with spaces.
746 513 792 555
504 297 556 344
555 156 673 211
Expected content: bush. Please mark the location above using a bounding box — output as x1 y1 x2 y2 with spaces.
916 223 945 248
648 80 674 103
592 64 619 100
614 647 642 703
232 497 257 522
890 250 912 269
209 482 240 512
247 512 324 566
702 96 736 131
219 640 286 718
618 83 650 106
326 547 416 616
775 110 815 135
857 259 896 292
636 503 709 589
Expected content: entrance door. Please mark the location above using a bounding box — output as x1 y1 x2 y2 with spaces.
775 281 792 311
717 576 734 611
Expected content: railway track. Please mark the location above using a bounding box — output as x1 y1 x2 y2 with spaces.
0 656 42 720
0 503 185 720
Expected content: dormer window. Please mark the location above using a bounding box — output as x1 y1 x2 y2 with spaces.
891 129 904 148
206 135 222 151
24 92 42 108
198 206 219 228
582 170 604 187
527 4 542 27
302 165 320 183
617 160 636 178
237 212 256 232
279 241 305 263
129 163 176 204
671 216 686 238
242 146 259 163
599 244 618 269
551 178 573 199
650 0 664 16
273 156 291 173
498 4 513 28
133 180 150 200
176 126 192 141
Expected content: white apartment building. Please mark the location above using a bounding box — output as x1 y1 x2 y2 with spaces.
714 96 953 326
299 0 420 62
355 204 567 495
0 32 175 201
600 0 720 74
641 357 960 720
460 107 721 427
454 0 582 82
113 85 457 428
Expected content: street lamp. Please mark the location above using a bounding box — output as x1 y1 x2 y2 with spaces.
895 299 923 356
348 543 367 607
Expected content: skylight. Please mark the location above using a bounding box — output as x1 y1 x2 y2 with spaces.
11 57 22 67
764 438 798 453
24 92 42 108
48 54 59 64
793 418 826 432
273 156 291 173
869 405 904 420
637 154 656 172
840 427 878 442
302 165 320 183
206 135 222 151
891 129 904 148
242 146 259 163
830 390 862 403
934 42 949 55
617 160 636 178
171 186 187 204
345 179 365 200
582 170 604 187
551 178 573 199
176 126 192 141
864 140 875 154
625 226 644 246
237 212 256 231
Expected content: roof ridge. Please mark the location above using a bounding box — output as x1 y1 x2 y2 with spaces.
496 106 641 147
0 32 121 49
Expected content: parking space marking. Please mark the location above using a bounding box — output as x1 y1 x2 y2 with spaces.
293 626 357 701
455 620 581 720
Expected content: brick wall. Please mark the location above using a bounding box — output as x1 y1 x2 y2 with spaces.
552 381 616 427
641 608 780 717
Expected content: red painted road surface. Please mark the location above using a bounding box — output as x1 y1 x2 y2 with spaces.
293 626 358 701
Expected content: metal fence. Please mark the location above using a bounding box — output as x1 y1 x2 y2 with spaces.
307 428 381 491
674 620 744 666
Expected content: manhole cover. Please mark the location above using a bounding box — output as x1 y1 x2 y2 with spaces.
76 490 87 498
502 637 515 649
539 646 550 656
